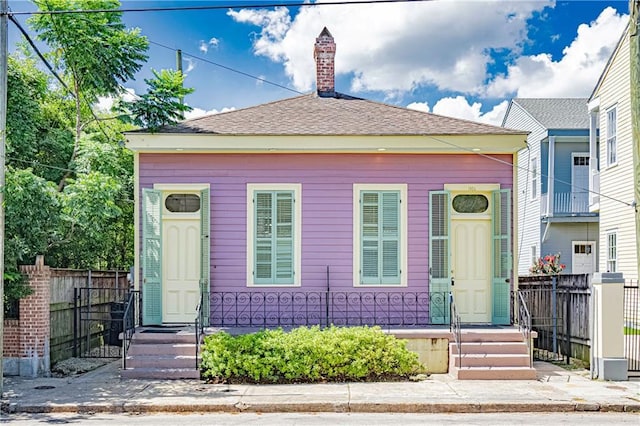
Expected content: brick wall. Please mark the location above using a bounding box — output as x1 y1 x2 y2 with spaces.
2 255 51 377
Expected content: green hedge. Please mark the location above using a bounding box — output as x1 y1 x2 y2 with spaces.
200 325 424 384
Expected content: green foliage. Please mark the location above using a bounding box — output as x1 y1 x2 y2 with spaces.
201 326 424 384
116 69 194 131
30 0 148 100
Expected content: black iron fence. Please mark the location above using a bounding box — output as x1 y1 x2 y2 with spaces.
73 287 129 358
625 280 640 373
210 290 448 328
121 290 141 369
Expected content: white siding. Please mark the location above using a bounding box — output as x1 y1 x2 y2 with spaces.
503 103 545 275
594 32 637 279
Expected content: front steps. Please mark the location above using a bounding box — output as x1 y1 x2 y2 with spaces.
449 328 537 380
121 328 201 380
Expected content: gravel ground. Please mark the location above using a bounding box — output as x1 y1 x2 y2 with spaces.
51 345 121 377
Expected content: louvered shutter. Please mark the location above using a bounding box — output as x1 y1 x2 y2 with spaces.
492 189 511 324
429 191 450 324
200 188 210 326
254 191 294 284
360 191 400 284
142 188 162 325
275 192 294 283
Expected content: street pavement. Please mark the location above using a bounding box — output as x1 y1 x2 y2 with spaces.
1 361 639 415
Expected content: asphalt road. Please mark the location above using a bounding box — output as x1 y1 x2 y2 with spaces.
2 412 640 425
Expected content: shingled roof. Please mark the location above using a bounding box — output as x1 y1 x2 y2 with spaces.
150 92 525 136
511 98 589 129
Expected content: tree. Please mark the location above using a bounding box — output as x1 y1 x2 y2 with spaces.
29 0 149 189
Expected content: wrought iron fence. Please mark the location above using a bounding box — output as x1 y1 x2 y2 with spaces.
449 292 462 368
74 287 129 358
517 290 533 368
624 281 639 373
210 290 447 327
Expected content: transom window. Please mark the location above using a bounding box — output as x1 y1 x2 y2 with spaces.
452 194 489 213
165 193 200 213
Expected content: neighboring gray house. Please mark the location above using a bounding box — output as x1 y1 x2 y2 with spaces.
503 98 599 275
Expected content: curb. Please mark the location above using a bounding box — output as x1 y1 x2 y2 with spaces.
4 401 640 414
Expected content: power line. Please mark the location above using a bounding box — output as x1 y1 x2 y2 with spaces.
8 0 435 16
149 40 303 95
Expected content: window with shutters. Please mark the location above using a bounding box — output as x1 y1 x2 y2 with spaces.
247 184 301 286
353 184 407 286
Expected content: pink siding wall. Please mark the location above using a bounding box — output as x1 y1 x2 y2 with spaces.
140 153 514 292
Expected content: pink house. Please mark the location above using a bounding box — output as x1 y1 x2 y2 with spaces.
126 28 527 329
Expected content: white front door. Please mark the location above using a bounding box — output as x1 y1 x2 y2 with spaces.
572 241 596 275
161 191 202 323
452 218 491 323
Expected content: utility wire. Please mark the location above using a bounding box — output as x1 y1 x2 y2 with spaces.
8 0 435 16
149 40 304 95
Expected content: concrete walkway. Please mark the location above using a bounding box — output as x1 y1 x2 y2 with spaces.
2 361 639 414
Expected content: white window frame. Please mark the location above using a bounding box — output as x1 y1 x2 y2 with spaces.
353 183 408 287
246 183 302 287
531 157 538 200
606 106 617 167
531 245 537 267
606 231 617 273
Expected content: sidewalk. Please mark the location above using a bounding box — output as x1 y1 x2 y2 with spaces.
2 361 639 414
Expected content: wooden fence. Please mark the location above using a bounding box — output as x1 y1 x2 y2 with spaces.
518 274 591 363
50 269 128 364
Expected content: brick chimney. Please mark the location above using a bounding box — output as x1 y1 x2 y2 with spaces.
314 27 336 97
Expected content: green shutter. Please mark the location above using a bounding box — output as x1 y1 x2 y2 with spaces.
142 188 162 325
492 189 511 325
429 191 450 324
253 191 294 284
200 188 210 326
360 191 400 285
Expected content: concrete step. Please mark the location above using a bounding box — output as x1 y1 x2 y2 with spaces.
452 366 537 380
121 367 201 380
459 330 525 343
128 343 197 356
450 353 531 368
131 331 197 345
450 341 529 355
126 355 198 369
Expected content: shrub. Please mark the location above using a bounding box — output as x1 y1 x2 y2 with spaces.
200 325 424 384
530 253 566 275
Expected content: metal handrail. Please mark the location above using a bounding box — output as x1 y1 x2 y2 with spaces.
517 290 533 368
121 290 139 370
449 292 462 369
195 292 204 370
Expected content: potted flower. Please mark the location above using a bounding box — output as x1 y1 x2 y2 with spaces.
529 253 566 275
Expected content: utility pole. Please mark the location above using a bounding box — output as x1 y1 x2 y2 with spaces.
631 1 640 277
0 0 9 396
176 49 183 104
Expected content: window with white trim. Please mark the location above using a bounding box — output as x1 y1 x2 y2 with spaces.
353 184 407 286
531 245 537 266
247 184 301 286
606 107 617 166
606 231 617 273
531 157 538 199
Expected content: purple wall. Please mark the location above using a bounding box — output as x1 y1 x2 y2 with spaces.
140 153 514 293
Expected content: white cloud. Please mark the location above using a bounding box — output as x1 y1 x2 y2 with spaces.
228 0 552 93
199 37 221 54
419 96 508 126
406 102 430 113
484 7 628 98
184 106 236 120
95 88 137 112
184 57 196 73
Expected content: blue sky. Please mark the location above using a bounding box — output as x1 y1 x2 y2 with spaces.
7 0 631 124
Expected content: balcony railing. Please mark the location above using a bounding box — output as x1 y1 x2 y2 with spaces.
541 191 591 216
